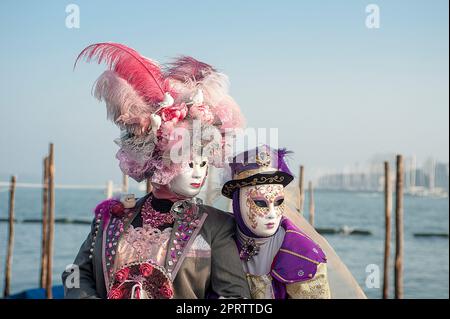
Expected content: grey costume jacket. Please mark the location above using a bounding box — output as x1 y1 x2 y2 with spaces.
62 193 250 299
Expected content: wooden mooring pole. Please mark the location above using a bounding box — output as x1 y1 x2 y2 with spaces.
395 155 404 299
3 175 16 298
122 174 129 193
298 165 305 214
383 161 392 299
40 157 49 288
308 181 315 227
45 143 55 299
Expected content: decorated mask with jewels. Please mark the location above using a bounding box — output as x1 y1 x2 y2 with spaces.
240 184 285 237
222 145 294 238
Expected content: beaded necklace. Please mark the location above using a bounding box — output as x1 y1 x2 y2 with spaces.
140 196 175 228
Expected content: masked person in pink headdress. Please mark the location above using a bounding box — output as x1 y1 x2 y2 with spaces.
62 43 249 299
222 145 331 299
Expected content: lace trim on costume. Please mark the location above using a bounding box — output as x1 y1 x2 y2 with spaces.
122 224 172 263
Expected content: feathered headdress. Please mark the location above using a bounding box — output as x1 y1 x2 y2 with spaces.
76 43 245 184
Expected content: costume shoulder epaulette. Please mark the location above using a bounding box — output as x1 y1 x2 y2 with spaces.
93 194 137 222
88 194 137 259
270 217 327 284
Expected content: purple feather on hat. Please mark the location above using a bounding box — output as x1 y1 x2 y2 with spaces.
277 148 294 176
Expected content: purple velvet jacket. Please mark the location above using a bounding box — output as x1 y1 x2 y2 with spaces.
241 217 327 299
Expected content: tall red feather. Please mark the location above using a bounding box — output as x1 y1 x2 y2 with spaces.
75 42 170 104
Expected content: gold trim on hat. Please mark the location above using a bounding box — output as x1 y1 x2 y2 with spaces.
222 175 286 198
234 167 277 180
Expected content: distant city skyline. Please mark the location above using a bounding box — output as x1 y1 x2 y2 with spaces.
316 153 449 194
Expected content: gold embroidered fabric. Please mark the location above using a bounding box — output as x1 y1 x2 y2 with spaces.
286 263 331 299
246 273 275 299
222 175 286 198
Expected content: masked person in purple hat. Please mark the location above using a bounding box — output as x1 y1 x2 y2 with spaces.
222 145 331 299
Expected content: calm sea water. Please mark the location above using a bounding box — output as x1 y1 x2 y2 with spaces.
0 188 448 299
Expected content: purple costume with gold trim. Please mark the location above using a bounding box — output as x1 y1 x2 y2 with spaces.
223 145 331 299
269 217 327 299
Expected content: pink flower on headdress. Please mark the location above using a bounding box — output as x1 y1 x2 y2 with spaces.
189 104 214 124
214 96 246 130
114 268 130 283
160 103 188 124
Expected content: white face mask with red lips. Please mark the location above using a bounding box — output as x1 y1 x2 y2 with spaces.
168 155 209 198
239 184 286 237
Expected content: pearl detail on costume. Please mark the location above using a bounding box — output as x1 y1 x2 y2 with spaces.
89 212 103 259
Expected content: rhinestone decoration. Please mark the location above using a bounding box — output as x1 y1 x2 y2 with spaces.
239 238 260 261
165 198 202 276
141 195 175 228
255 150 271 167
105 209 135 280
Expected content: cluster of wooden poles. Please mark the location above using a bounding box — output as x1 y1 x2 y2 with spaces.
296 155 405 299
3 144 55 298
1 142 152 299
3 149 404 299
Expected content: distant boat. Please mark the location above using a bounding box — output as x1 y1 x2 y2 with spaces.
414 232 449 238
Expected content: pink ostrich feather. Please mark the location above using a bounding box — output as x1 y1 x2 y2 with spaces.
165 56 229 105
94 71 153 135
165 56 216 83
75 42 171 105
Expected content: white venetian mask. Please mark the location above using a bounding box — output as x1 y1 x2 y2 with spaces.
168 155 209 198
239 184 285 237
